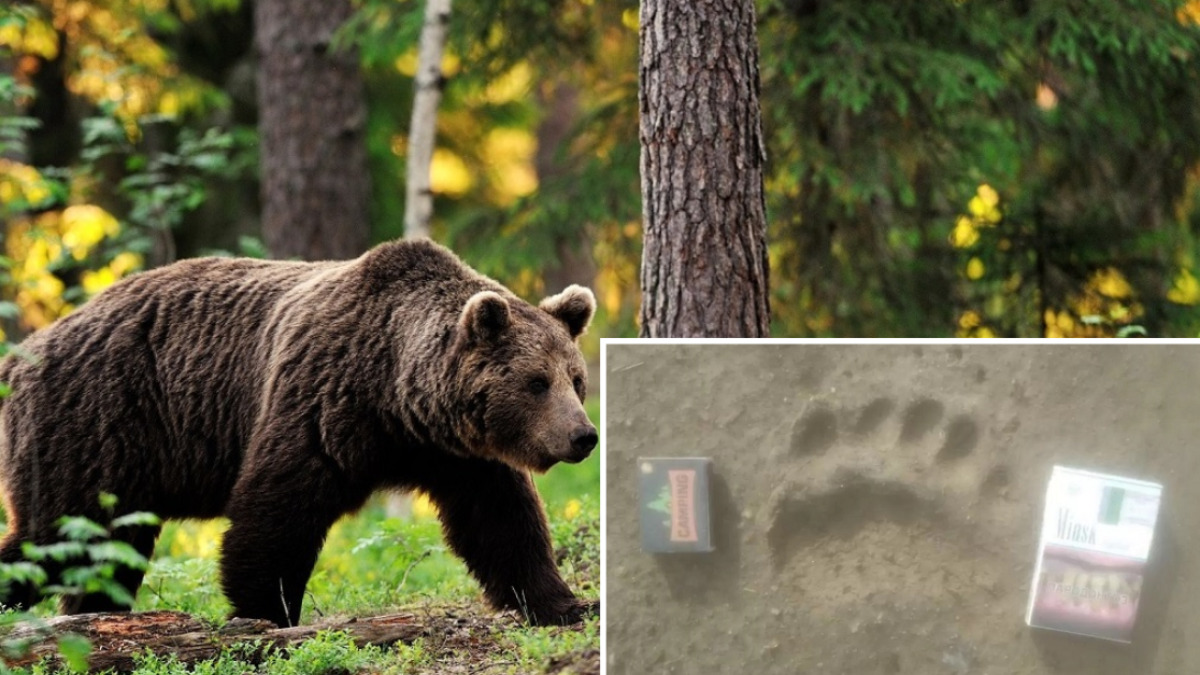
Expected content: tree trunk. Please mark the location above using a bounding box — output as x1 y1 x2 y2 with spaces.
403 0 452 240
637 0 770 337
256 0 370 260
536 80 597 294
1 611 429 671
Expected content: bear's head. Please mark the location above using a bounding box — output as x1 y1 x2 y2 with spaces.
451 284 598 472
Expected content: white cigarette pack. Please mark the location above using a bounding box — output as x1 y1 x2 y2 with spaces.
1025 466 1162 643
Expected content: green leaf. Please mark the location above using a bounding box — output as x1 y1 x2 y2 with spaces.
238 236 269 259
87 541 150 570
60 564 106 590
56 517 108 542
94 577 136 607
0 561 47 587
98 492 119 511
56 633 92 672
110 512 162 529
22 540 86 562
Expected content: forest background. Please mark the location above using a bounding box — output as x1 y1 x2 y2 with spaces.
7 1 1200 342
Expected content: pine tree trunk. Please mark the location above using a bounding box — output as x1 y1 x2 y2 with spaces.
638 0 770 337
256 0 370 260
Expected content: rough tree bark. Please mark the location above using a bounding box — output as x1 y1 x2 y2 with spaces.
256 0 370 260
403 0 452 240
638 0 770 337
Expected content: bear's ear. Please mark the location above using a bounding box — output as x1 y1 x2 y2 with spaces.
539 285 596 339
461 291 511 342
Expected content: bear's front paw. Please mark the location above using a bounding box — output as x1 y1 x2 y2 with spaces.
524 598 599 626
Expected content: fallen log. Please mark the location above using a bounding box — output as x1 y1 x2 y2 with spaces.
2 610 432 671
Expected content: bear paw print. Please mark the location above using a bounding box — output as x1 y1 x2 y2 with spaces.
764 395 1011 572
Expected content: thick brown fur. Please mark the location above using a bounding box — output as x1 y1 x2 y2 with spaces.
0 239 598 627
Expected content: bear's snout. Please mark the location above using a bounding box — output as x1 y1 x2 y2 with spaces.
566 425 599 462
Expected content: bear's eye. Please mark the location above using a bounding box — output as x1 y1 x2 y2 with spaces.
528 376 550 395
572 375 585 397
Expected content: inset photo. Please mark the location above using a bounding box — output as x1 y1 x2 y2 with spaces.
603 341 1199 675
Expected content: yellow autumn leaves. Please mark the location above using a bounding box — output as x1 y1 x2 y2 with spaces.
949 182 1200 337
6 205 142 329
1043 268 1143 338
2 1 210 123
2 162 141 330
949 183 1002 282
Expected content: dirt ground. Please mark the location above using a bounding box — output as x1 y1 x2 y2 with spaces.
604 344 1200 675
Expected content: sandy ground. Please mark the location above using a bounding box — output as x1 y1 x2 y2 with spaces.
603 344 1200 675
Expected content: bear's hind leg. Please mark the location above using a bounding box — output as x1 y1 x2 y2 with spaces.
422 458 594 625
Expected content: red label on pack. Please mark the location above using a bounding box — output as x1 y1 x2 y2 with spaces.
668 469 698 542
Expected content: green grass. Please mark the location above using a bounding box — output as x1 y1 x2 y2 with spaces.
2 398 600 673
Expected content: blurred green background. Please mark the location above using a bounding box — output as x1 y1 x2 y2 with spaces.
7 1 1200 342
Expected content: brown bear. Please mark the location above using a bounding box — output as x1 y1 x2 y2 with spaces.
0 239 598 627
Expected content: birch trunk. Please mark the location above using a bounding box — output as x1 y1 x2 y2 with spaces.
403 0 453 240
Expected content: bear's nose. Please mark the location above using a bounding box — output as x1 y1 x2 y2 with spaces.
569 426 599 458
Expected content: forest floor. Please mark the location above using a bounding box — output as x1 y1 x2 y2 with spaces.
3 605 598 674
605 344 1200 675
4 500 599 675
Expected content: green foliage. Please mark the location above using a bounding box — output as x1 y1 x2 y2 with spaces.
498 616 599 674
139 555 225 621
1 70 254 334
760 0 1200 336
127 643 265 675
0 78 38 161
306 509 471 619
344 0 1200 337
16 503 160 609
391 638 435 670
125 632 388 675
0 562 46 597
52 634 91 672
343 0 641 338
79 113 255 261
14 0 1200 341
0 498 162 673
260 631 384 675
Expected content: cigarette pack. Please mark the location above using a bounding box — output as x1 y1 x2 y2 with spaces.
1026 466 1163 643
638 457 713 553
